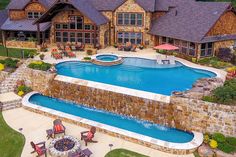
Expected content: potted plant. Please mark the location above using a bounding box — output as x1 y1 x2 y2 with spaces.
139 44 144 50
39 54 45 60
113 43 118 48
87 49 93 56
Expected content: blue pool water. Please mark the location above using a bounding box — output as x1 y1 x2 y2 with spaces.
56 57 216 95
29 94 194 143
96 55 118 61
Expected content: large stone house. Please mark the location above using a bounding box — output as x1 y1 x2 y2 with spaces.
0 0 236 59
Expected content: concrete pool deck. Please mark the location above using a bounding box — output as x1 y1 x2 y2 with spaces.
3 108 194 157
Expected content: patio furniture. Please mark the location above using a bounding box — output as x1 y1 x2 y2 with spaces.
51 51 63 59
124 42 132 51
46 129 53 139
30 141 47 157
118 45 124 51
53 119 66 136
81 126 97 146
131 45 137 52
67 51 76 58
82 148 93 157
71 45 77 51
76 42 85 51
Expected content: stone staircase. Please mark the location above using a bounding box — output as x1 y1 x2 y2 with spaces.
0 62 27 94
0 92 22 111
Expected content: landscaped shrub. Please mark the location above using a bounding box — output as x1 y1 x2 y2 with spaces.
212 133 226 143
4 58 19 68
218 142 236 153
217 48 234 62
226 137 236 146
204 134 210 143
28 61 52 71
83 57 91 60
23 50 38 58
39 54 45 60
86 49 93 55
203 79 236 105
198 57 232 69
17 85 32 93
157 49 167 54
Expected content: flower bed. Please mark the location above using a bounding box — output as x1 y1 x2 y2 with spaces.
28 61 52 71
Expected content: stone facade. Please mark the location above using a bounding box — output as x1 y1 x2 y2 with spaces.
171 97 236 137
207 11 236 37
113 0 154 47
214 40 235 54
6 40 37 49
9 2 46 20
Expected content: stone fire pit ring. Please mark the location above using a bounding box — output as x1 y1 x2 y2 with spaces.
49 135 80 157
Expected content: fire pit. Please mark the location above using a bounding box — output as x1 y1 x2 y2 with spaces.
49 135 80 157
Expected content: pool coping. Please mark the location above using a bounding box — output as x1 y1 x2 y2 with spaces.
22 91 203 152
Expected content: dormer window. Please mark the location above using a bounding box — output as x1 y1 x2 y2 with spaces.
27 12 43 19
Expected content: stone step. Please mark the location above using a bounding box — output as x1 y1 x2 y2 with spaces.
0 92 22 111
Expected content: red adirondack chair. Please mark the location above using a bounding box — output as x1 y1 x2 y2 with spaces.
81 126 98 146
30 141 47 157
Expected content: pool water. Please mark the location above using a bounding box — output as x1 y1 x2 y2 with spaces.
29 93 194 143
96 55 118 62
56 57 216 95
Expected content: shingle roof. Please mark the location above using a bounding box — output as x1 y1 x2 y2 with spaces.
69 0 108 25
201 34 236 43
88 0 125 11
0 10 8 28
7 0 55 10
1 18 51 31
149 1 232 42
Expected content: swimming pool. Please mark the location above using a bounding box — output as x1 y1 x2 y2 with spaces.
96 54 119 62
56 57 216 95
28 93 194 143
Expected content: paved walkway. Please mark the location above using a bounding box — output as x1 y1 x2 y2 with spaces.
3 108 194 157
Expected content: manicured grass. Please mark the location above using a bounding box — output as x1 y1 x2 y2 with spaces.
0 45 37 59
0 0 9 10
105 149 149 157
0 112 25 157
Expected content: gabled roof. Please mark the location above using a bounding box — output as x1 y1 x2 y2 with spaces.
149 1 232 42
87 0 125 11
0 10 8 28
35 0 108 26
7 0 55 10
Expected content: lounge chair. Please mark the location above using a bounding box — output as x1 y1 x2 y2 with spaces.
30 141 47 157
51 51 63 59
81 126 98 146
53 119 66 136
124 42 132 51
118 45 124 51
67 51 76 58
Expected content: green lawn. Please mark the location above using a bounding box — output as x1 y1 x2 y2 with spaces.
105 149 149 157
0 45 37 59
0 112 25 157
0 0 9 10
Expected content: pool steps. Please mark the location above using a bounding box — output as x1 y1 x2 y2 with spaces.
156 55 175 65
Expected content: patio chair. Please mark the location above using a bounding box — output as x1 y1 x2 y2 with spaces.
67 51 76 58
81 126 98 146
124 42 132 51
51 51 63 59
131 45 137 52
30 141 47 157
53 119 66 136
118 44 124 51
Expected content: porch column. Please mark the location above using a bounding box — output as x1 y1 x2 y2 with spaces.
93 25 97 48
109 21 111 45
37 23 41 45
42 31 45 44
1 31 8 56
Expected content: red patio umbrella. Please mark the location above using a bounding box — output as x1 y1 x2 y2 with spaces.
154 44 179 51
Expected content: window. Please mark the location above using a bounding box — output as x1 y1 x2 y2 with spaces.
77 33 83 43
55 32 61 42
117 32 142 45
137 14 143 26
85 33 91 43
27 12 42 19
84 24 92 30
118 13 123 25
182 41 188 54
189 42 196 56
117 13 143 26
70 32 76 42
201 43 213 57
77 16 83 30
62 24 68 29
55 24 61 29
70 23 76 29
63 32 68 42
168 38 174 44
162 37 167 43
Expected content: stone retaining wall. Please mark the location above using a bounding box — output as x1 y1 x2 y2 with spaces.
23 68 56 93
6 40 37 49
45 79 173 126
171 97 236 137
0 71 9 83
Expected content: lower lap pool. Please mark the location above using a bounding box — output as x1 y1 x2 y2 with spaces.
56 57 216 95
28 93 194 143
